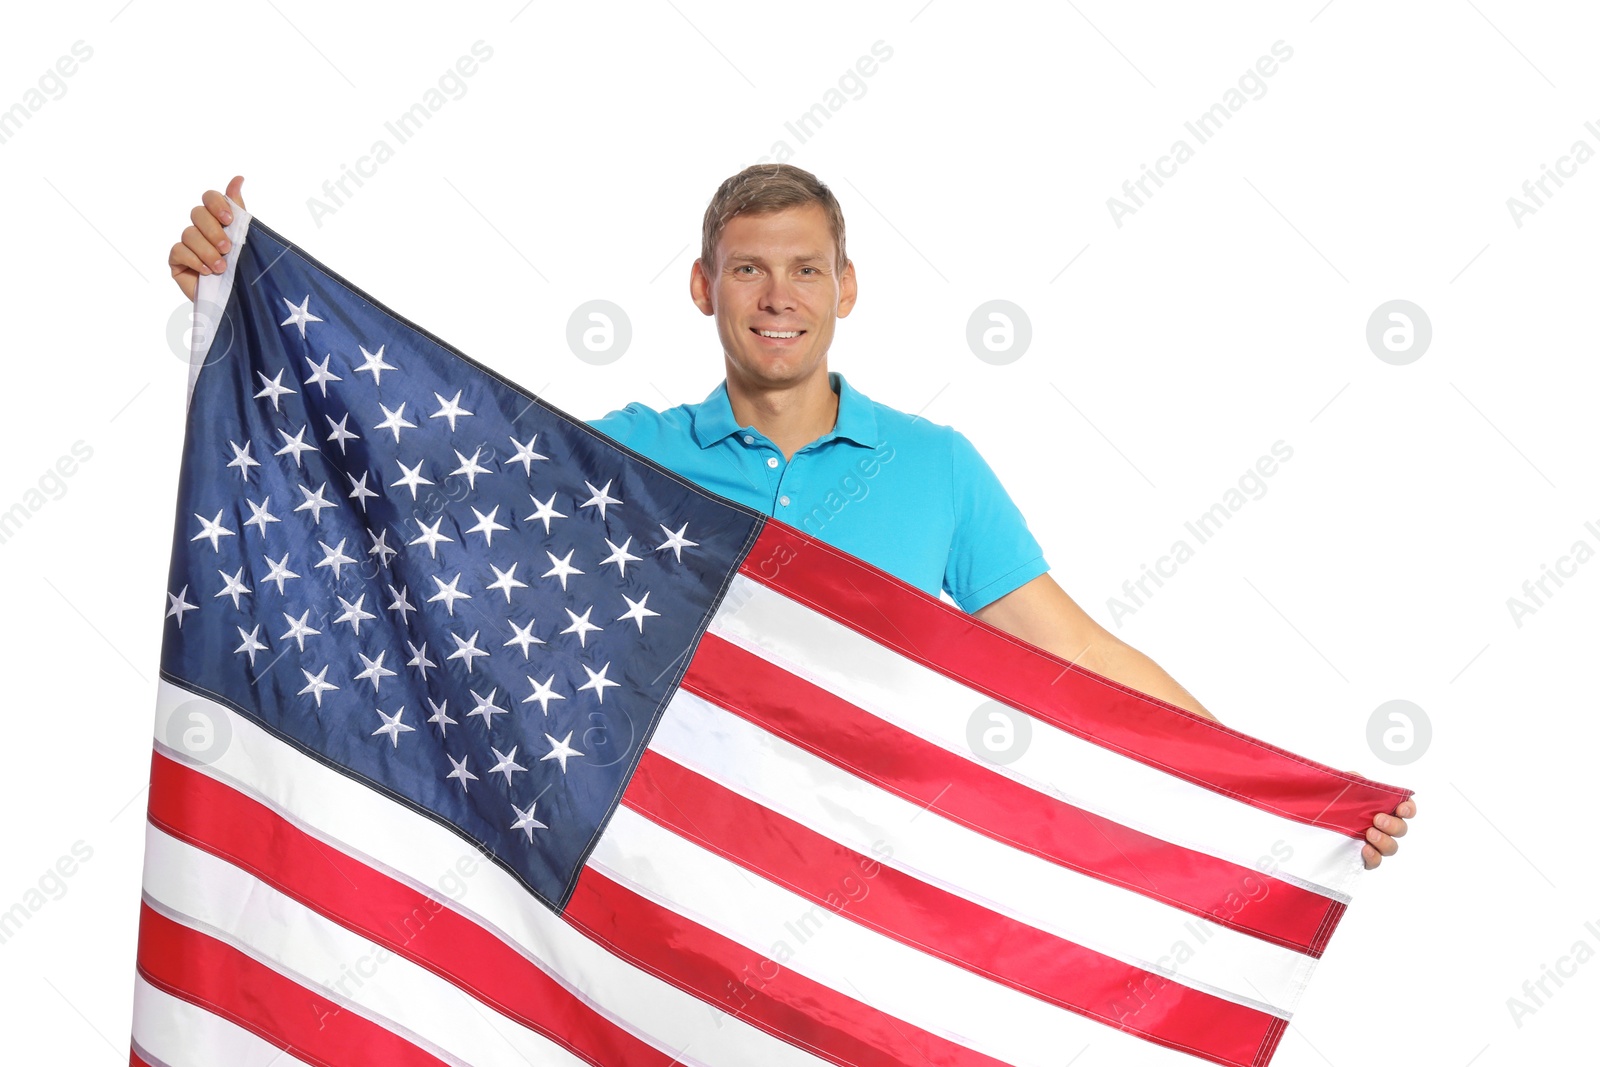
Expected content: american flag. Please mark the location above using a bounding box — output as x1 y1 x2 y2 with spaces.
134 204 1413 1067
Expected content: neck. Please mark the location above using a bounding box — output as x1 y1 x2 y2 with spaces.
725 363 839 461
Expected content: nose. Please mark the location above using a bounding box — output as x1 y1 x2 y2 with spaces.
759 273 797 313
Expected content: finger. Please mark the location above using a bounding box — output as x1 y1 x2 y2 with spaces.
1397 799 1417 820
190 203 230 256
225 174 246 211
1362 843 1381 870
1375 812 1409 838
181 224 226 275
1366 826 1400 857
168 251 198 303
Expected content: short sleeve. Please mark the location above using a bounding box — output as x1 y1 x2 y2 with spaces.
585 401 653 445
943 429 1049 613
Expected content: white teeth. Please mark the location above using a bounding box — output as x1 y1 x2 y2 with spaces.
757 330 801 338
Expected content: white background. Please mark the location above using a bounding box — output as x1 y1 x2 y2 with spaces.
1 1 1596 1064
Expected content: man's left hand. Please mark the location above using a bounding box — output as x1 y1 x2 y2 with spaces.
1362 798 1416 869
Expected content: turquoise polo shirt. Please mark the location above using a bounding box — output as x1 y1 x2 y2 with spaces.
586 371 1049 612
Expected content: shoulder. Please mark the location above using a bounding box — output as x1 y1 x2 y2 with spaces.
586 399 693 447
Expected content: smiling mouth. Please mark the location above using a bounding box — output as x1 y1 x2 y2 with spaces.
751 328 805 339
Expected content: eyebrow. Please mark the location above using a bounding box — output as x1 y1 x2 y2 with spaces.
724 251 830 264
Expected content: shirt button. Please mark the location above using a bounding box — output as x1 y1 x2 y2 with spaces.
743 435 755 445
779 495 790 507
766 456 779 468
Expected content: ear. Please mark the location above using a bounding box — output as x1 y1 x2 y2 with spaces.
836 259 858 318
689 258 715 316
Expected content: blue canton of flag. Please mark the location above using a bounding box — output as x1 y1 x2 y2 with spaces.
160 218 762 910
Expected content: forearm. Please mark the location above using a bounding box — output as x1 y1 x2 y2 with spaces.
1079 639 1218 722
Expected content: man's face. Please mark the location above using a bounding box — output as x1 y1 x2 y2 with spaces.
691 202 857 390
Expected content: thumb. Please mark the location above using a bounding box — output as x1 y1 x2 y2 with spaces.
226 174 247 212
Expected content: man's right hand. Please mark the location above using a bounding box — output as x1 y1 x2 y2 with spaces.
169 175 246 302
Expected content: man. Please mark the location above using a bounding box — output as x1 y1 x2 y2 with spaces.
169 166 1413 867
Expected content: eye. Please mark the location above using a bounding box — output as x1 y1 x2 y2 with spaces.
799 267 818 275
735 264 757 274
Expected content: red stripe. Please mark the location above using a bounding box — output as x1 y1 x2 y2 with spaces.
682 633 1340 956
129 1050 152 1067
565 865 1015 1067
144 751 673 1067
623 749 1283 1067
135 902 446 1067
739 522 1412 837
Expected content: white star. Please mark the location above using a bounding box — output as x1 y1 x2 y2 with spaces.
165 585 198 628
234 624 268 667
275 425 318 468
314 537 357 580
446 630 489 673
295 482 339 524
451 447 493 490
541 731 583 774
375 401 415 442
486 562 527 602
523 492 567 534
353 343 395 385
334 593 377 635
254 369 297 411
486 746 526 785
466 505 509 547
354 649 396 692
409 516 453 559
617 591 660 632
261 553 299 593
599 536 641 577
522 673 564 715
226 439 260 481
408 640 437 681
578 479 622 520
304 353 343 397
467 687 508 730
542 548 583 591
372 706 414 748
280 609 321 651
347 471 378 514
431 390 473 431
577 661 620 703
325 413 360 454
191 510 235 552
560 606 603 648
657 522 699 562
510 800 547 841
387 583 417 621
242 496 279 536
428 697 457 736
445 752 477 791
427 573 472 616
391 458 434 500
297 664 338 708
504 617 545 657
215 566 252 609
506 434 548 474
367 527 398 566
280 295 323 338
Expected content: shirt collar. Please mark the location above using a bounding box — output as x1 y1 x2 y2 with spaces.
691 371 880 450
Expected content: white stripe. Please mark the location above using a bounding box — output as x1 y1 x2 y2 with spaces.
149 680 828 1067
591 806 1204 1067
650 691 1316 1015
132 973 316 1067
711 573 1366 897
188 198 251 407
143 823 592 1067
